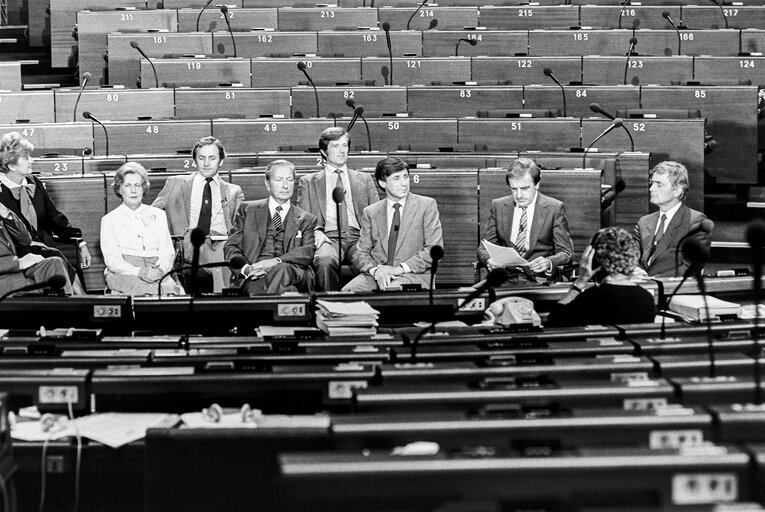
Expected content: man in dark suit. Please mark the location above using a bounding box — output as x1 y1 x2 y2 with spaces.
297 127 379 291
342 157 443 292
153 136 244 292
476 158 574 282
224 160 316 295
633 161 712 277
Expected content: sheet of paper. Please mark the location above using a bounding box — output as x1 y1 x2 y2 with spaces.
482 240 529 266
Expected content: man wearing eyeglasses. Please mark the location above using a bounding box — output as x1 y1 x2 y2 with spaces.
224 160 317 295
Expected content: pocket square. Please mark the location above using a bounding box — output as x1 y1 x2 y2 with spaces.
296 230 303 239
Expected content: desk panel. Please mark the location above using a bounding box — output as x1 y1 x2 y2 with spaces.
679 28 740 56
291 86 407 118
251 57 362 87
317 29 421 57
77 10 178 85
177 7 278 32
524 85 641 119
32 156 84 176
407 86 524 118
0 91 55 123
107 32 213 88
212 119 332 152
83 156 129 174
54 88 175 121
0 123 93 156
164 0 243 6
377 6 478 30
212 31 317 58
0 62 21 90
480 5 579 30
137 154 258 172
458 118 581 152
694 56 765 85
471 56 582 86
277 7 378 31
582 55 693 86
141 57 251 87
175 87 291 119
741 29 765 54
640 85 758 184
529 29 679 56
96 120 211 156
361 56 471 86
422 30 528 58
580 5 681 29
364 118 459 151
681 5 765 29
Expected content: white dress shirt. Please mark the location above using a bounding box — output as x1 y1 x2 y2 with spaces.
371 196 411 276
510 192 538 252
655 201 682 236
189 173 227 236
268 197 291 220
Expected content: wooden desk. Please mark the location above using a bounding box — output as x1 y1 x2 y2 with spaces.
177 7 278 32
741 28 765 54
694 56 765 85
363 118 459 151
361 56 472 86
524 85 641 118
529 29 679 56
681 5 765 29
140 57 251 87
137 154 258 172
291 86 407 118
54 88 175 121
679 28 741 56
377 6 478 30
480 5 579 30
580 5 681 29
640 85 758 184
277 6 378 31
95 120 211 156
82 155 128 174
212 31 318 58
407 86 524 118
471 56 582 86
317 29 421 57
0 61 21 90
77 10 178 85
174 87 291 119
32 156 84 176
422 30 528 58
582 55 693 86
458 118 582 152
212 118 332 152
0 90 55 123
107 32 213 88
251 57 362 87
0 122 93 156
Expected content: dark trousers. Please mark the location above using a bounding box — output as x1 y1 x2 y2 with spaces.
313 228 360 292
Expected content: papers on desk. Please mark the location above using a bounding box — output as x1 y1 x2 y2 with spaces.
668 294 741 321
315 300 380 337
181 411 330 429
481 240 529 267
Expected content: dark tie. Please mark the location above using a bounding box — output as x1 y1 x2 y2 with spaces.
386 203 401 266
10 182 38 231
273 205 283 231
515 206 528 254
197 177 213 236
648 213 667 263
335 169 348 232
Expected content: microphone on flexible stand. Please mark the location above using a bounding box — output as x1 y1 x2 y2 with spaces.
428 245 444 330
345 100 361 132
582 118 623 168
543 67 567 117
0 275 67 303
589 103 635 151
382 22 393 86
195 0 215 31
601 179 626 211
409 268 508 362
455 38 477 56
188 227 206 297
157 256 247 298
709 0 729 28
357 107 372 152
82 111 109 156
332 186 345 286
624 36 638 85
406 0 428 30
73 72 91 122
220 5 237 57
130 40 159 88
673 219 714 277
747 219 765 404
661 238 709 342
297 61 320 118
684 238 715 377
662 11 682 55
617 0 631 29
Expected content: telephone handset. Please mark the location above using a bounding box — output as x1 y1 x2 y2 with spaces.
483 296 541 327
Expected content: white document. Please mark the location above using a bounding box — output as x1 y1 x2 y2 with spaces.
482 239 529 267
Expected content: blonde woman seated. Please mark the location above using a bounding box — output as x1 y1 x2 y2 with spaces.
100 162 183 295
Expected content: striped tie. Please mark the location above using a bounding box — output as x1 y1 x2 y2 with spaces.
515 206 527 254
273 205 283 231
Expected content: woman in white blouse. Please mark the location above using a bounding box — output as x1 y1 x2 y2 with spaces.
100 162 183 295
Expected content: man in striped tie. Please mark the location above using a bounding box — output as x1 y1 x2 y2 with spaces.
476 158 574 283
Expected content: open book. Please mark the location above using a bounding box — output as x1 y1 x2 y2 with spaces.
482 239 529 267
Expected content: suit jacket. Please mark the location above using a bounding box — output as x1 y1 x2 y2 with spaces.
297 168 379 231
634 203 712 277
0 210 34 291
476 193 574 269
0 175 81 246
223 199 317 279
353 193 443 287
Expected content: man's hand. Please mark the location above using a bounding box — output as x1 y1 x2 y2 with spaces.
314 230 330 249
576 246 596 283
18 253 44 270
632 266 649 279
244 258 281 279
374 265 403 289
528 256 552 274
0 203 10 220
79 245 92 269
486 258 499 272
139 266 164 282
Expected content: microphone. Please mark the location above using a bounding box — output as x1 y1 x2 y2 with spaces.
382 22 393 86
157 256 247 297
661 238 709 341
188 227 206 297
297 61 320 118
406 0 428 30
617 0 631 29
747 219 765 404
195 0 215 31
130 40 159 88
455 38 477 56
709 0 729 29
73 71 91 122
346 102 362 132
582 118 623 168
332 186 345 285
220 6 237 57
601 179 626 211
589 103 635 151
543 67 566 117
686 238 715 378
357 106 372 152
0 275 67 303
429 245 444 325
82 111 109 156
624 36 638 85
662 11 682 55
673 219 714 277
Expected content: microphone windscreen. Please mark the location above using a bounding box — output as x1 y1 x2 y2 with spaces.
345 98 356 108
229 255 247 270
747 219 765 250
190 227 207 247
682 237 709 265
629 37 638 44
355 106 365 116
47 274 68 289
297 61 306 71
613 117 624 127
82 111 92 119
698 218 714 234
662 10 671 18
589 102 603 113
82 71 92 81
632 18 641 28
130 40 140 49
615 179 626 194
428 19 438 29
430 245 444 261
220 4 228 12
543 67 553 77
332 186 345 204
382 21 390 31
484 268 508 288
468 39 477 46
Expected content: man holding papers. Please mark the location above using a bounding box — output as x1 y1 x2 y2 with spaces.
477 158 574 282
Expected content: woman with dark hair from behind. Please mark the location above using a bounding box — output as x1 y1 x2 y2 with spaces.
547 227 656 327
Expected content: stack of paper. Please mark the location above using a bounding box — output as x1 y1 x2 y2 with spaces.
668 294 741 321
315 300 380 336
